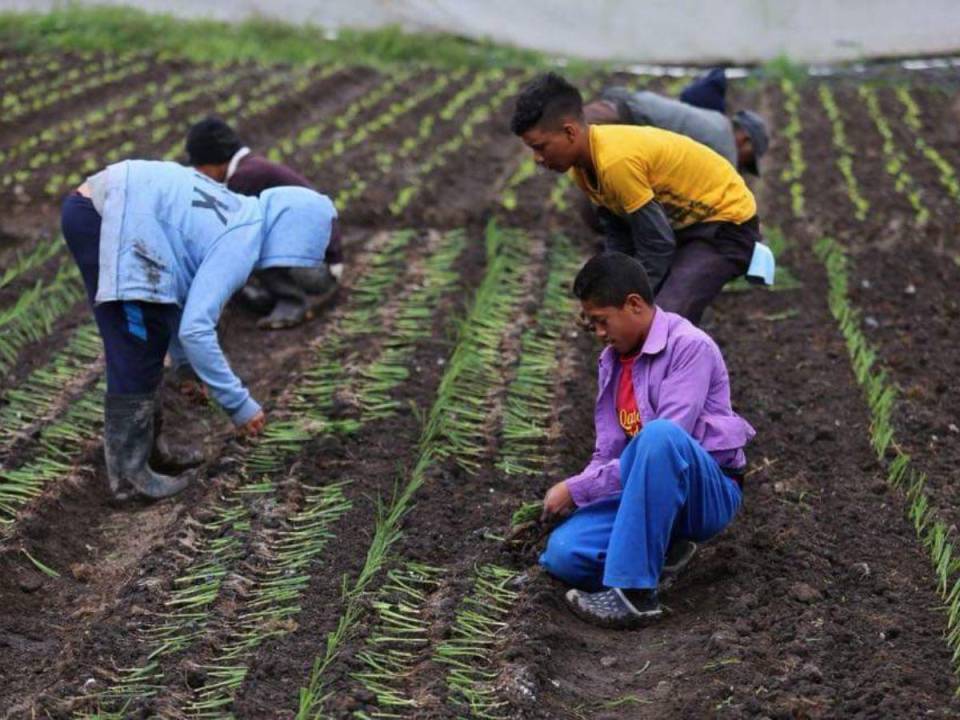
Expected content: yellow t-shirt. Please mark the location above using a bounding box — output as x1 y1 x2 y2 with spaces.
569 124 756 228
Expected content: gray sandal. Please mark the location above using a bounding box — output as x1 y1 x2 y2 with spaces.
565 587 663 629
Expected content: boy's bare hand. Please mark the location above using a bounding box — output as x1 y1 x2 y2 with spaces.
541 481 575 522
238 410 267 437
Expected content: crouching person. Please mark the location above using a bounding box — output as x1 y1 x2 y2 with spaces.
61 160 336 500
186 116 344 330
539 252 754 627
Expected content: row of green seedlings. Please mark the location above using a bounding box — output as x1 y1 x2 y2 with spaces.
1 50 93 95
296 221 539 718
155 62 343 163
340 68 509 213
433 564 519 719
309 68 469 169
0 379 103 534
3 51 152 127
895 86 960 208
351 561 520 720
180 230 469 716
814 235 960 691
2 50 139 115
0 322 101 460
5 63 238 192
84 229 466 715
0 59 258 182
497 234 580 476
0 232 64 290
388 70 531 216
857 84 929 225
818 84 870 221
779 77 807 218
343 227 551 715
49 63 327 194
81 229 422 711
307 69 507 220
373 68 507 177
0 254 86 376
1 64 209 191
267 68 415 165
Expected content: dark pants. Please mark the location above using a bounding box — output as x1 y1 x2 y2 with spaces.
679 67 727 113
601 213 758 325
61 193 178 395
655 218 758 325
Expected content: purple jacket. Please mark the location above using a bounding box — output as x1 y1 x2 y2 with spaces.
565 308 755 507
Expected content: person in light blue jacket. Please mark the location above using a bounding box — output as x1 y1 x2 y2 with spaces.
61 160 336 501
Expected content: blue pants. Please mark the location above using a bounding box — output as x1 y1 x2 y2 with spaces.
679 67 727 114
61 193 179 395
540 419 742 591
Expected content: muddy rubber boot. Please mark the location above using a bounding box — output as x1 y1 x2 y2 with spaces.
237 283 275 315
150 395 205 473
292 265 340 313
104 393 191 500
256 267 308 330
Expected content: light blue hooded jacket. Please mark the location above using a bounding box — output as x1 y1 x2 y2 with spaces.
94 160 335 424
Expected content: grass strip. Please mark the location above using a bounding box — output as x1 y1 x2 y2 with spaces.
0 5 580 70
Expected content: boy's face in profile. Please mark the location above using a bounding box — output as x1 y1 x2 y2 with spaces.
580 295 648 356
521 121 582 173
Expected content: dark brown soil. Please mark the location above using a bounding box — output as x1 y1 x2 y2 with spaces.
1 50 959 720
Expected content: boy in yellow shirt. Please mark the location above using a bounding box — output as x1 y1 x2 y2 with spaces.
510 73 767 324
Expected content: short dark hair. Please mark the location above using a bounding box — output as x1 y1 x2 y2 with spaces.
573 252 654 307
510 72 584 136
185 116 242 166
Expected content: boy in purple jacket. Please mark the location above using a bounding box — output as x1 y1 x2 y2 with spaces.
540 252 754 628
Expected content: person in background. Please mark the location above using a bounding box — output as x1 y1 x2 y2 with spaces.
679 66 729 113
539 252 753 627
511 73 774 325
186 116 344 330
61 159 336 500
583 87 768 177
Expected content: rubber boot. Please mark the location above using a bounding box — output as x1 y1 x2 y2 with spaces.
291 265 340 312
237 283 275 315
104 393 191 500
151 395 205 473
256 267 308 330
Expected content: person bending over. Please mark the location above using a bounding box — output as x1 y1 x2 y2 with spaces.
186 116 344 330
61 160 336 500
539 252 754 627
583 87 768 177
511 73 773 325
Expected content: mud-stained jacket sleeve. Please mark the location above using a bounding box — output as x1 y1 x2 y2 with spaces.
178 224 262 425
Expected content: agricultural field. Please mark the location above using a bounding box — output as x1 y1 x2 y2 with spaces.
1 35 960 720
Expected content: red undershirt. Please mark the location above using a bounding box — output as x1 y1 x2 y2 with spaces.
617 351 642 438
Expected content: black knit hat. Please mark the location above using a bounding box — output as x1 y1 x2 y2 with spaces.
185 116 242 165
